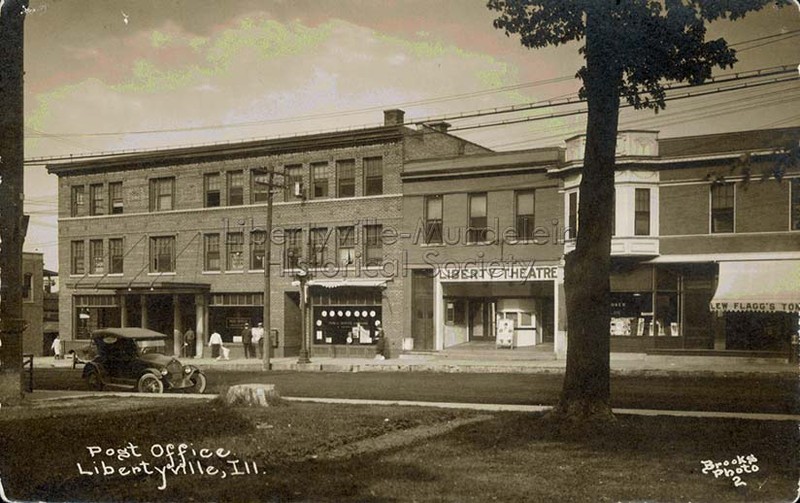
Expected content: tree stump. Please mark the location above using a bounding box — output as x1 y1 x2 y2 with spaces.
221 384 281 407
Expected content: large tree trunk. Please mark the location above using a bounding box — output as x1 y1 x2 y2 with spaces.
0 1 28 406
551 5 621 425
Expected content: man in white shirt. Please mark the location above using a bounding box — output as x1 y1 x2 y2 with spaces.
252 322 265 359
208 331 223 359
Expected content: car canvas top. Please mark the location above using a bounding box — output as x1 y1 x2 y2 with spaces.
90 328 168 340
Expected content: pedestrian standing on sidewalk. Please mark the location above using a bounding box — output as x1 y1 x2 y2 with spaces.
184 328 196 358
241 323 253 359
252 322 265 359
209 330 223 359
51 334 63 360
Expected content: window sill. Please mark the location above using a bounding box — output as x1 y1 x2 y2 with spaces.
147 272 176 276
201 271 222 275
225 270 245 274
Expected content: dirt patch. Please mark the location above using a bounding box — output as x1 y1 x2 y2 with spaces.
317 414 493 460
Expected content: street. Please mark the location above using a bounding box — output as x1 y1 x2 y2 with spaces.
30 367 799 414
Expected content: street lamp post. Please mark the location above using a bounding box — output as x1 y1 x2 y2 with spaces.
296 270 311 364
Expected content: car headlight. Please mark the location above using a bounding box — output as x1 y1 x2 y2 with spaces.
184 367 192 375
160 368 169 376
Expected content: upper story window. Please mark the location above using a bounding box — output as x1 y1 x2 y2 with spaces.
22 273 32 301
364 225 383 267
634 188 651 236
284 164 304 202
311 162 329 199
109 182 123 214
251 230 266 270
149 236 176 273
310 227 329 268
364 157 383 196
791 178 800 231
568 191 578 239
251 171 269 204
337 226 355 266
71 240 85 275
424 195 443 245
226 232 245 270
284 229 303 270
89 239 104 274
467 193 488 244
336 159 356 198
89 183 104 216
710 183 734 233
227 171 244 206
204 234 221 272
204 173 221 208
70 185 85 217
149 177 175 212
515 190 535 241
109 238 124 274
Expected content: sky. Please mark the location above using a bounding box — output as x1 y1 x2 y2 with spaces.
18 0 800 270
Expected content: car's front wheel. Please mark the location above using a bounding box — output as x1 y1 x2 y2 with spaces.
137 373 164 393
186 372 207 394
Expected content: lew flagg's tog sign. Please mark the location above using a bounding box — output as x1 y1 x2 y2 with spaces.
710 302 800 313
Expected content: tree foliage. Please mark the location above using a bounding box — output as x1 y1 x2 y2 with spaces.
488 0 785 109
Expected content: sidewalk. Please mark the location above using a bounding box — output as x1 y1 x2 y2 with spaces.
38 352 799 378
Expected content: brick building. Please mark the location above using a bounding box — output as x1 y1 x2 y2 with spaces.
47 112 800 360
0 252 45 356
47 110 489 358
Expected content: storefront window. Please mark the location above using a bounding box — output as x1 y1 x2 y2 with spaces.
310 287 382 345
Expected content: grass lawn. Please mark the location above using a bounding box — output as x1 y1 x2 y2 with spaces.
0 398 797 502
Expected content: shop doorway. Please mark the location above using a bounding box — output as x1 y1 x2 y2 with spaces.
468 300 494 341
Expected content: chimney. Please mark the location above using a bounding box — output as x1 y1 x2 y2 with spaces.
383 109 405 126
426 121 451 133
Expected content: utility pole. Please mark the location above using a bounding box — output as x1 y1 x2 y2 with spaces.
0 0 29 404
252 168 284 371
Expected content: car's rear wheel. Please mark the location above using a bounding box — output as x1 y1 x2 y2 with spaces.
85 368 104 391
137 373 164 393
186 372 207 394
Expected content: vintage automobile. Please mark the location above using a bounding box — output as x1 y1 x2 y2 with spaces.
81 328 207 393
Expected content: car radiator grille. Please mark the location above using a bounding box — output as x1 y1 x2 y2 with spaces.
167 360 183 376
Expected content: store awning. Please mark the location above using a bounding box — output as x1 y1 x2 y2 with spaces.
710 260 800 313
292 278 389 288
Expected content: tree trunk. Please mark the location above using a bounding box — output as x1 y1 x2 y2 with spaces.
552 5 621 425
220 384 282 407
0 1 28 406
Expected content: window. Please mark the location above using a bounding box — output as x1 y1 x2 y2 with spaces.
90 183 104 216
792 179 800 230
204 234 221 271
22 273 32 301
467 193 488 243
337 226 355 266
311 162 329 199
634 188 651 236
226 232 244 270
284 229 302 269
284 164 304 202
424 195 443 244
149 236 175 273
70 185 85 217
149 177 175 212
364 157 383 196
109 182 123 214
310 228 329 268
711 183 734 233
251 230 266 270
251 171 269 204
227 171 244 206
89 239 105 274
365 225 383 267
109 238 124 274
568 192 578 239
337 159 356 198
71 240 85 275
204 173 221 207
515 190 535 241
